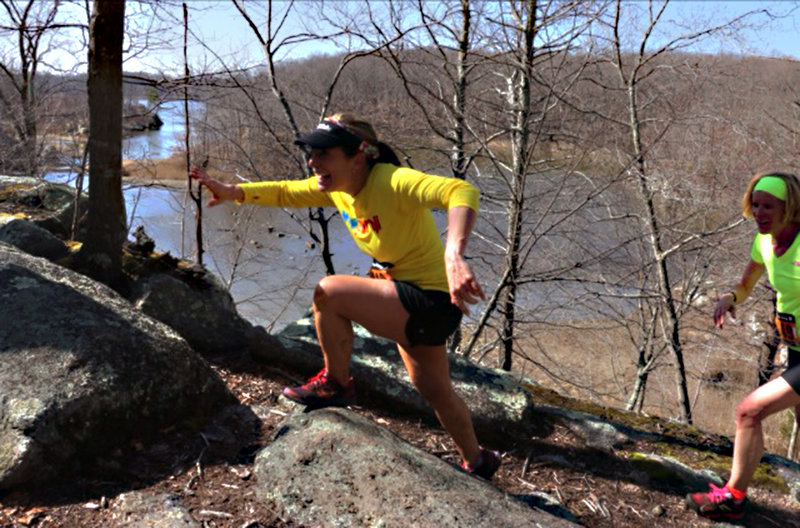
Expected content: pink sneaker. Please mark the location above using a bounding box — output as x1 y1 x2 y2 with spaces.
282 369 356 409
686 483 746 520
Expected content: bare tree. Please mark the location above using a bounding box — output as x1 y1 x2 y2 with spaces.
562 0 774 423
455 1 605 371
0 0 84 177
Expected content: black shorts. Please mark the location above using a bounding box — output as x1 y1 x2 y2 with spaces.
783 348 800 395
394 280 462 347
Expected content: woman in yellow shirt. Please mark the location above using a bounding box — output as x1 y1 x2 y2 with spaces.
192 113 500 479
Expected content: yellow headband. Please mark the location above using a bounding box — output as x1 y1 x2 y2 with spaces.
753 175 787 201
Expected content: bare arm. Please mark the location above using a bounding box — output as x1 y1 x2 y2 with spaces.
445 206 485 314
714 259 765 329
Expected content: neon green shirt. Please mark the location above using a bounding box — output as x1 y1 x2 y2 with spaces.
238 163 479 292
751 232 800 344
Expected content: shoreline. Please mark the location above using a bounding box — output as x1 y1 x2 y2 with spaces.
45 153 228 190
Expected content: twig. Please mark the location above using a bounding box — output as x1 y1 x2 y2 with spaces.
183 475 198 495
522 449 534 477
194 433 210 480
582 494 609 518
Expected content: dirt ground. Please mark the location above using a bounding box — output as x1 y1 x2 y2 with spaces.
1 351 798 528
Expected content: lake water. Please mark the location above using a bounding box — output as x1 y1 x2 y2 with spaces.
48 101 376 330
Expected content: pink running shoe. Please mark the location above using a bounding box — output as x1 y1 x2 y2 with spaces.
282 369 356 409
686 483 746 520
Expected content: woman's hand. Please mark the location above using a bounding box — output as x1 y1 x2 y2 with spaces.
445 250 485 315
190 165 243 206
713 293 736 329
444 206 484 314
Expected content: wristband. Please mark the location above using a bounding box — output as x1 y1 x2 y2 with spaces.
729 291 738 304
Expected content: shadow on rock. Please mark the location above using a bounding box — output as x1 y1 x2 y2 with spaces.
1 402 261 505
0 244 255 500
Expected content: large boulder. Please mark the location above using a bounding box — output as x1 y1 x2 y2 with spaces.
0 243 236 489
14 181 87 238
270 317 631 447
254 407 579 527
0 214 69 261
128 268 285 360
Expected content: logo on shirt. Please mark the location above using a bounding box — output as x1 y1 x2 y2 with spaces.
341 210 381 234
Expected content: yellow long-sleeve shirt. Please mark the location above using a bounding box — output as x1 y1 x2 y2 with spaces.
238 163 479 292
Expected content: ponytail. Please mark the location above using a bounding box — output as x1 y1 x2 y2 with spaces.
327 112 401 167
375 141 401 166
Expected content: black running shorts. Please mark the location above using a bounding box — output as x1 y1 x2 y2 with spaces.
394 280 462 347
783 348 800 395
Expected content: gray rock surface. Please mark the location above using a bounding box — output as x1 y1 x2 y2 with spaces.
129 270 285 360
113 491 198 527
254 407 580 527
0 215 69 261
626 452 724 491
271 317 630 447
0 243 235 489
12 180 87 238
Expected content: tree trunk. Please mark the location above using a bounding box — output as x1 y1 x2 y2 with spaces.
78 0 126 288
499 1 536 371
627 358 649 411
447 0 471 356
183 3 204 266
500 181 523 371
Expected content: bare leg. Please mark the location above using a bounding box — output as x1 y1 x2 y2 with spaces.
312 274 481 464
312 275 410 385
728 377 800 491
396 343 481 465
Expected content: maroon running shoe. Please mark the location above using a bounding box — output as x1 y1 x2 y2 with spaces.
282 369 356 409
461 448 501 480
686 483 746 520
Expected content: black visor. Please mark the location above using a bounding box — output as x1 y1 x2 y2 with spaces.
295 120 363 150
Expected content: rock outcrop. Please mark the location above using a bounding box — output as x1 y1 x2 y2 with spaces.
270 316 800 500
0 215 69 261
128 269 281 360
272 317 641 448
0 243 236 489
254 407 580 527
9 180 87 238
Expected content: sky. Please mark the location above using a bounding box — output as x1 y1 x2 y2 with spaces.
2 1 798 75
659 1 799 59
140 0 800 74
